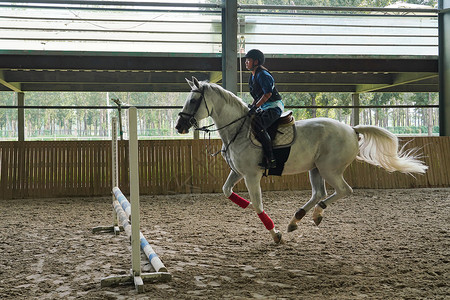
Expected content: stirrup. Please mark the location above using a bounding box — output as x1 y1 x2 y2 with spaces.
267 159 277 169
259 159 277 169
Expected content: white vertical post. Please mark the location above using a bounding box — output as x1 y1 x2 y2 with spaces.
111 117 119 232
128 107 141 284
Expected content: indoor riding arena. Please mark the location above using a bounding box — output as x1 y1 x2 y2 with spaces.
1 138 449 299
1 1 450 300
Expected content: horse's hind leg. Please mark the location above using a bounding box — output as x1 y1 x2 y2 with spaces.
312 170 353 226
288 168 327 232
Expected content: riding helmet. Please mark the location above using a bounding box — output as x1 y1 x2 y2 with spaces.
244 49 265 65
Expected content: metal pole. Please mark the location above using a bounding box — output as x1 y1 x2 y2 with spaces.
439 0 450 136
106 92 110 138
1 0 221 9
222 0 238 94
112 98 124 140
351 93 360 126
17 92 25 141
238 4 437 14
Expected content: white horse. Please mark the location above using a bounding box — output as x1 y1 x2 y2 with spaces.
175 77 427 244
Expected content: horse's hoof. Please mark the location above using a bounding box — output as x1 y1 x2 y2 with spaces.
287 223 298 232
312 206 323 226
313 216 323 226
295 208 306 221
273 231 283 244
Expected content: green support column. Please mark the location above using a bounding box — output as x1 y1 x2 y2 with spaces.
351 93 360 126
222 0 238 94
17 92 25 141
439 0 450 136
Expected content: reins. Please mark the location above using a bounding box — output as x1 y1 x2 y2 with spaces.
179 85 250 157
196 114 248 157
195 114 247 133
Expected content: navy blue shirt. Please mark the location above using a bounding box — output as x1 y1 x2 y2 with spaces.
252 69 275 95
250 69 284 111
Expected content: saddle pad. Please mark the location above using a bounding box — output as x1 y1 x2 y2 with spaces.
250 124 296 149
268 147 291 176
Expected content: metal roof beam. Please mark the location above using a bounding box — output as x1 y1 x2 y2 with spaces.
17 83 191 92
3 70 212 84
0 54 222 71
356 72 437 93
0 70 22 92
1 0 222 9
256 72 393 85
238 4 438 14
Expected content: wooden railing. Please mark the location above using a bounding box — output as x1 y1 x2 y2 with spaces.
0 137 448 199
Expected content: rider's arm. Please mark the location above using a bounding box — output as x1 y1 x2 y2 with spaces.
255 92 272 107
254 70 274 107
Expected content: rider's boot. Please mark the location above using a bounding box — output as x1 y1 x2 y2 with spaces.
258 130 277 169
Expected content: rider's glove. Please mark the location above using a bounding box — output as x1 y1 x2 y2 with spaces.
248 104 257 116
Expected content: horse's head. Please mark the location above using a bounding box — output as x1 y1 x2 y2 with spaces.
175 77 210 134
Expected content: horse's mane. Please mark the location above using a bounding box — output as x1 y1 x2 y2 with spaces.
200 81 248 111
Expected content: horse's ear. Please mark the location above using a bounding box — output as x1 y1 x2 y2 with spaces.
186 78 195 90
192 76 201 90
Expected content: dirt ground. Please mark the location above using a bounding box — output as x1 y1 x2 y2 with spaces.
0 188 449 300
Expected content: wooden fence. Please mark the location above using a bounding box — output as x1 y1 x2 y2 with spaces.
0 137 449 199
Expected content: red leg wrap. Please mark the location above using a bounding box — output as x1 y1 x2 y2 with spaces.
258 211 275 230
228 192 250 209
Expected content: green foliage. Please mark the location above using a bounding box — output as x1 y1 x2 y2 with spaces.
387 126 439 134
0 91 190 139
0 90 439 139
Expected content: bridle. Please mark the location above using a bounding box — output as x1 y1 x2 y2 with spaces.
177 86 249 157
178 89 210 130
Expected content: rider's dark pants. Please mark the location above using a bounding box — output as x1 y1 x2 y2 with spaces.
254 107 282 164
255 107 282 130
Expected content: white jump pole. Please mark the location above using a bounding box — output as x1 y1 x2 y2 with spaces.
113 186 131 220
110 186 168 273
140 232 168 273
113 198 132 238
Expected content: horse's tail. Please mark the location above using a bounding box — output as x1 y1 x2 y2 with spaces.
353 125 427 175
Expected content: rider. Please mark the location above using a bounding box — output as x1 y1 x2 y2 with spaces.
245 49 284 169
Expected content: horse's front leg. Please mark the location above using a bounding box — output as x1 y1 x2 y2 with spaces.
223 170 254 209
245 175 283 244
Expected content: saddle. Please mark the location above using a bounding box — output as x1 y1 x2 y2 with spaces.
250 111 296 149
